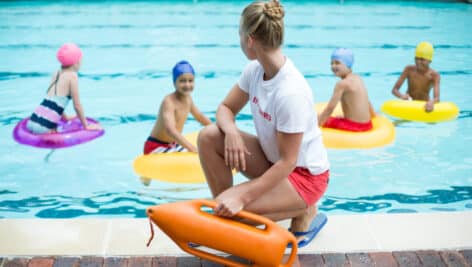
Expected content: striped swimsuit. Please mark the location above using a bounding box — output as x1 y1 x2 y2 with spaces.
27 72 71 134
143 136 187 154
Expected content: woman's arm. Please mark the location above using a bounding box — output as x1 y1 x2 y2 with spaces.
216 83 249 133
216 84 250 171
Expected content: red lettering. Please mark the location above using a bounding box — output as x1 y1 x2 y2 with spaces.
252 96 271 122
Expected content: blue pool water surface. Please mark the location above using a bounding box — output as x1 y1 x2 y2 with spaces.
0 1 471 218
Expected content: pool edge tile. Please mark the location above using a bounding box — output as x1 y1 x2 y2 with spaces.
1 212 472 256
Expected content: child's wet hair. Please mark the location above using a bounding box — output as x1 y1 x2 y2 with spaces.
240 0 285 49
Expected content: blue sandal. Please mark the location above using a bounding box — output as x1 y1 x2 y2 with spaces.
288 213 327 248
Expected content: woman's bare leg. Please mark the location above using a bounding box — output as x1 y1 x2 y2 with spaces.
197 124 271 197
197 125 233 197
198 124 317 238
289 205 318 241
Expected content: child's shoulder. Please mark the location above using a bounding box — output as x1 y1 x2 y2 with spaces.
162 92 193 105
428 68 440 79
335 77 351 89
162 93 175 103
403 65 416 72
160 94 176 110
60 70 78 80
340 72 360 83
428 67 439 75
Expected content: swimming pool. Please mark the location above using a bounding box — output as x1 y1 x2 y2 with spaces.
0 1 471 218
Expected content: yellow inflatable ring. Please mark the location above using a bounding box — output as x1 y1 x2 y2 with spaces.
316 103 395 149
133 132 206 183
381 99 459 123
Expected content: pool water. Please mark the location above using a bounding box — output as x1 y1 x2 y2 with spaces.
0 1 471 218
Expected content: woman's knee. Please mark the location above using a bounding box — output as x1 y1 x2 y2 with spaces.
197 124 222 149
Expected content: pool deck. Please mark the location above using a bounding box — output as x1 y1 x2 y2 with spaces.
1 211 472 266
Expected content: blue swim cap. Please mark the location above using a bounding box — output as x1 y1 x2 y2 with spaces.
331 48 354 69
172 60 195 83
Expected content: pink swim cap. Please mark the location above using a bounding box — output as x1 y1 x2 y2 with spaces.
56 43 82 67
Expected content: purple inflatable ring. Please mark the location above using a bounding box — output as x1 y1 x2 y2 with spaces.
13 117 104 149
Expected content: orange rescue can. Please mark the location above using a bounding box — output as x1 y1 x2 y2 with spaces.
146 199 297 267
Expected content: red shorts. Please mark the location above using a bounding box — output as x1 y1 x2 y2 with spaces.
143 136 185 154
288 168 329 207
323 117 372 132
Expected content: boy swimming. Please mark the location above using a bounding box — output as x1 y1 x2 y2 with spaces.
144 60 211 154
318 48 375 132
391 41 440 112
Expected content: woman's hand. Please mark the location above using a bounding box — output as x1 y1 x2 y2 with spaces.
224 131 250 172
214 193 244 217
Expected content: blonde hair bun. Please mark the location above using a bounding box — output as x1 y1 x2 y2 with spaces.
263 0 285 20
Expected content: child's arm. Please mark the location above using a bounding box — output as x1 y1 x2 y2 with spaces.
69 74 89 129
161 100 197 152
392 67 410 100
190 101 212 126
425 71 440 112
318 82 344 126
70 75 101 130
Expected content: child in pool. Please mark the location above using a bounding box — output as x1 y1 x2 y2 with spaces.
143 60 211 155
391 41 440 112
141 60 212 186
27 43 101 134
318 48 376 132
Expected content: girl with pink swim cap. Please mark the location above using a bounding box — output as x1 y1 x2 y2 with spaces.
26 43 101 134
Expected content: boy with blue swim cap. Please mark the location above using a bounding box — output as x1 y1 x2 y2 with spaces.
391 41 440 112
144 60 211 154
141 60 211 185
318 48 376 132
331 48 354 69
172 60 195 83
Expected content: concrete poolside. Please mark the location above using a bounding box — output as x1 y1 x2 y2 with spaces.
1 212 472 266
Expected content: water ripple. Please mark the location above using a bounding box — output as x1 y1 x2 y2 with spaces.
459 110 472 119
0 186 470 218
0 25 433 30
0 71 239 81
1 70 470 82
320 186 472 213
0 10 241 16
0 44 471 50
0 112 253 126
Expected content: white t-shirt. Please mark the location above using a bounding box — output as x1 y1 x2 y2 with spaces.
238 58 329 175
